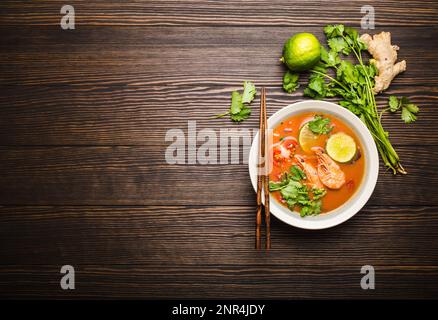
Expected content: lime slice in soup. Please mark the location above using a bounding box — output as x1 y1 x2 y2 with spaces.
326 132 357 163
298 123 323 153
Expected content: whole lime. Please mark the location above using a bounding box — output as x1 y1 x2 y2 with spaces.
281 33 321 72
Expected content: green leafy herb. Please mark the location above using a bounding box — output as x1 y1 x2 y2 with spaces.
280 180 304 200
242 80 257 104
213 81 257 122
308 115 333 135
323 24 345 38
320 46 341 67
231 105 252 122
269 169 326 217
300 200 322 217
282 70 300 93
228 91 252 122
387 96 419 124
230 91 243 114
306 75 327 98
327 37 345 52
312 188 327 200
388 96 399 112
401 107 417 124
405 103 419 114
290 165 306 181
268 173 290 191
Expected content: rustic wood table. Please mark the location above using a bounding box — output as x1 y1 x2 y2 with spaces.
0 1 437 299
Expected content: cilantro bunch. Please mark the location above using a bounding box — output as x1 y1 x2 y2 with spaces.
307 115 334 135
303 24 415 174
283 71 300 93
269 165 326 217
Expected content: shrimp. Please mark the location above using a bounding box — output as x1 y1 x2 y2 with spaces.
312 147 345 189
294 154 324 189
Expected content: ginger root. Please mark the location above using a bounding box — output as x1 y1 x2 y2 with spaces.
360 32 406 93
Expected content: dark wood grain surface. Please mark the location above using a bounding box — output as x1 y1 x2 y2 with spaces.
0 0 437 299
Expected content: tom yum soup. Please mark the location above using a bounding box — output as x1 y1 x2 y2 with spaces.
269 112 365 217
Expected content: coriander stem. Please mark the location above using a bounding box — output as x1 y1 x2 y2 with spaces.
310 70 349 92
346 36 404 173
210 111 230 119
379 107 391 124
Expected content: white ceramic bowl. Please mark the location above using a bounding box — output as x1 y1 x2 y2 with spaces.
248 100 379 230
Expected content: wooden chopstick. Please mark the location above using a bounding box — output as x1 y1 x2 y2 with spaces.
262 88 271 250
256 87 271 250
255 88 264 250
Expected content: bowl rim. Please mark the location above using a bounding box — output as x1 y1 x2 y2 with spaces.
248 100 379 230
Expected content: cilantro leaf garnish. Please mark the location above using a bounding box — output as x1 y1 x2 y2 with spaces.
213 81 257 122
323 24 345 38
320 46 341 67
401 106 417 124
280 180 303 200
269 168 326 217
242 80 257 104
387 96 420 124
282 71 300 93
307 115 334 135
327 37 347 53
269 173 290 191
230 91 243 115
388 96 399 112
290 165 306 181
230 105 251 122
312 188 327 200
300 199 322 217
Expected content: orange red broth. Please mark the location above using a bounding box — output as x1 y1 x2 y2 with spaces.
269 112 365 213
